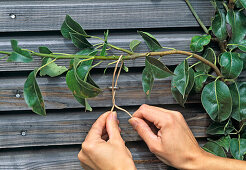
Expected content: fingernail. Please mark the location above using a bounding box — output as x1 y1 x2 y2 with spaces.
128 118 138 129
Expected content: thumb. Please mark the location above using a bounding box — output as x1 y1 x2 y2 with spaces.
106 112 123 142
129 117 159 147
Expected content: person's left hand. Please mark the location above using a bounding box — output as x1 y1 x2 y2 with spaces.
78 111 136 170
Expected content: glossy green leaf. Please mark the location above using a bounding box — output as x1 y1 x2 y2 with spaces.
230 41 246 52
229 82 242 121
193 72 208 93
239 53 246 70
100 30 109 56
215 135 231 152
74 96 92 111
142 68 154 96
138 31 162 52
212 7 227 41
171 68 194 107
226 10 246 44
219 52 243 79
207 121 234 135
145 56 173 79
7 40 33 63
202 141 226 157
39 47 68 77
70 33 93 50
66 57 101 98
195 48 216 73
190 35 211 52
230 138 246 160
129 40 141 52
66 68 101 98
172 60 189 97
61 15 88 39
201 80 232 122
24 68 46 116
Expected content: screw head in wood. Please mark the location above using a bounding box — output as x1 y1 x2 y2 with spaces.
9 14 16 19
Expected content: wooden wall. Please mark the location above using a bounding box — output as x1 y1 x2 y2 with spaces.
0 0 214 169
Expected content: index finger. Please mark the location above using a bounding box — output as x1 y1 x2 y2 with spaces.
132 104 173 128
85 111 111 142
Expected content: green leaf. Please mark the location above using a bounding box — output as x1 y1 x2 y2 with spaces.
38 47 68 77
230 41 246 52
230 138 246 160
40 58 68 77
74 96 92 112
195 48 216 73
76 48 98 56
207 121 234 135
142 68 154 96
202 141 226 157
38 46 52 54
138 31 162 52
193 72 208 93
214 135 231 152
190 35 211 52
145 56 173 79
129 40 141 52
239 0 246 9
229 82 246 121
24 68 46 116
70 33 93 50
219 52 243 79
212 7 227 41
66 56 101 98
66 69 101 98
61 15 88 39
226 10 246 44
201 80 232 122
171 68 194 107
239 53 246 70
7 40 33 63
123 63 129 72
100 30 109 56
172 60 189 97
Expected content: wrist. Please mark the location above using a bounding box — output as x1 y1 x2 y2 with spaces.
114 158 136 170
180 148 213 170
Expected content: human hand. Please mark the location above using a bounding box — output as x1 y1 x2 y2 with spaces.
78 111 136 170
128 104 205 170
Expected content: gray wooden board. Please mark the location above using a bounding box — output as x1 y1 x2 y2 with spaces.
0 72 202 111
0 0 214 32
0 140 207 170
0 30 203 71
0 142 171 170
1 71 246 111
0 104 209 148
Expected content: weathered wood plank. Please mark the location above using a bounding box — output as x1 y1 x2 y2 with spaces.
1 71 246 111
0 0 214 32
0 141 208 170
0 104 209 148
0 72 202 111
0 30 202 71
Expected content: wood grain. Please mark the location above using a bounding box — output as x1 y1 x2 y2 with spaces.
0 0 214 32
0 72 202 111
0 30 202 71
0 141 208 170
0 104 209 148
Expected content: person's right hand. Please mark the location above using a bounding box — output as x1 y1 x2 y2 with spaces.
128 104 205 170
